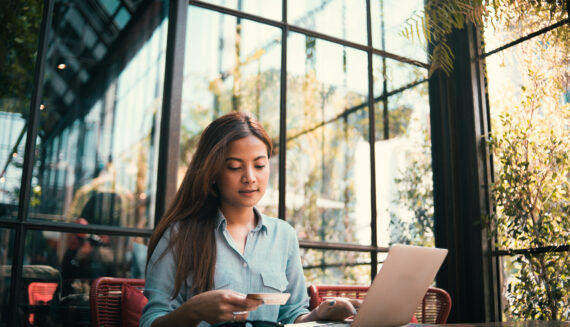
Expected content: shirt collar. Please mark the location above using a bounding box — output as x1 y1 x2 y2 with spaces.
215 207 268 233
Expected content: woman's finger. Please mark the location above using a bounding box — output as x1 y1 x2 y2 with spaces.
231 311 249 321
348 298 362 311
245 298 264 310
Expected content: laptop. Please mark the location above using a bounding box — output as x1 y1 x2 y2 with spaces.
287 244 448 327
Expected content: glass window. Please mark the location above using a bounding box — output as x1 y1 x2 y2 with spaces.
99 0 120 16
181 7 282 216
301 249 372 285
372 54 427 112
19 230 148 326
374 80 432 247
500 253 569 320
201 0 282 21
288 0 367 46
286 32 370 245
0 0 44 220
483 2 568 53
370 0 427 63
114 7 132 30
28 0 168 229
0 228 15 325
485 2 569 320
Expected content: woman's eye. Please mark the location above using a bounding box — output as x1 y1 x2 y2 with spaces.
228 166 240 171
255 165 266 169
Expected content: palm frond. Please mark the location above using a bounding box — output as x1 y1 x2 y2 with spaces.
399 0 489 76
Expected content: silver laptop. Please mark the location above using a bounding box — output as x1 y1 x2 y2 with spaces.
287 244 448 327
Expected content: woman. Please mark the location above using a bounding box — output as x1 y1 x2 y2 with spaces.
141 112 358 327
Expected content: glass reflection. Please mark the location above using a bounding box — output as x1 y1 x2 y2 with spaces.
0 114 26 220
374 82 432 247
373 55 427 96
370 0 427 63
301 249 371 285
19 230 148 327
181 6 282 216
0 228 15 326
198 0 282 21
28 0 168 229
288 0 367 45
483 1 568 52
287 32 370 245
0 0 44 220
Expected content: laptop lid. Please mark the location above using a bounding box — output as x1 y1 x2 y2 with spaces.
351 244 448 327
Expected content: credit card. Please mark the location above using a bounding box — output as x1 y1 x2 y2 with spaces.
246 293 291 305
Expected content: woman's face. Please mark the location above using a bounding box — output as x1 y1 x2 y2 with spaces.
215 135 270 212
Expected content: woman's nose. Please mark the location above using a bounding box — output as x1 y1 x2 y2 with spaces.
242 167 256 183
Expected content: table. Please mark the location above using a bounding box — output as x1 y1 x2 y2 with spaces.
410 321 569 327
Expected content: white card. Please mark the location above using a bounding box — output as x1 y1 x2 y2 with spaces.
246 293 291 305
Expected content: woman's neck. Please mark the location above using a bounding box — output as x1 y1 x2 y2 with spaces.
220 206 257 228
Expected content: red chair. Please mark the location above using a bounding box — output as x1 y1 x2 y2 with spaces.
90 277 145 327
28 282 59 305
28 282 59 324
307 285 452 324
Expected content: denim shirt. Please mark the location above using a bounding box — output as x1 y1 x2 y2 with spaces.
140 208 310 327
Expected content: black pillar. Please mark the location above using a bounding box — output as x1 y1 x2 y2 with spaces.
155 0 187 224
429 23 499 323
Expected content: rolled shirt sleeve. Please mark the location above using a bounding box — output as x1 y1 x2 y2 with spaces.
140 227 190 327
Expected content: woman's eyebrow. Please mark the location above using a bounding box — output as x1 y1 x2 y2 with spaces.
226 155 267 162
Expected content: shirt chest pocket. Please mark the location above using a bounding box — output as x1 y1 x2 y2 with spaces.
260 270 288 293
214 271 232 289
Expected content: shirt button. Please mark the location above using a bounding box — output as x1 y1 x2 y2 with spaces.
243 262 247 267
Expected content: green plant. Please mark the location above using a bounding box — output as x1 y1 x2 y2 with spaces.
401 0 487 75
389 129 434 247
486 112 569 320
0 0 43 104
400 0 568 76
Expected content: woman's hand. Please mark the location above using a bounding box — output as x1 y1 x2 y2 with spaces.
314 297 362 321
184 289 264 324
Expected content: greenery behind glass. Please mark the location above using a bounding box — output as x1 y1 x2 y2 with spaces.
483 1 569 321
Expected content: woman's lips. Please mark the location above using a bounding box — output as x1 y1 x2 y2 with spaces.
239 189 258 195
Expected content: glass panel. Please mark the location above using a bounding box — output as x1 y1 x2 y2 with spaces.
501 253 570 320
486 27 569 250
287 32 370 245
0 1 44 219
0 228 15 326
99 0 121 16
487 26 569 319
181 7 282 217
19 230 148 326
288 0 367 46
370 0 427 63
374 82 432 247
301 249 372 285
483 2 568 53
373 55 427 97
28 0 168 229
198 0 282 22
0 114 26 220
114 7 132 30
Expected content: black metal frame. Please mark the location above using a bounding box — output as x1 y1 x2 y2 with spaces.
7 1 55 325
9 1 568 326
180 0 430 271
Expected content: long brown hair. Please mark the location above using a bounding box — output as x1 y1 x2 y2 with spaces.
147 111 273 297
